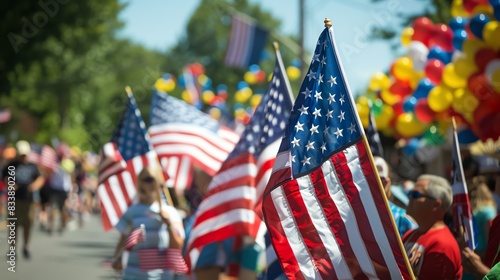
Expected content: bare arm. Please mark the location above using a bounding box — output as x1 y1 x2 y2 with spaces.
111 234 127 271
160 210 184 249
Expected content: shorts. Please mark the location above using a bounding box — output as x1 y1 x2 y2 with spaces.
13 200 35 229
39 185 51 204
49 190 68 211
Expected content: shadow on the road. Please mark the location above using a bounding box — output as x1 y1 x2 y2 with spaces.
61 241 115 249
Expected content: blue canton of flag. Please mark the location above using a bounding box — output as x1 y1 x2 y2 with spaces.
112 94 153 160
287 29 362 176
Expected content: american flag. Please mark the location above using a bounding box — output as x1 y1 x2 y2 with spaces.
149 90 239 190
186 48 294 270
225 14 269 68
98 91 163 231
451 120 476 250
366 101 384 158
262 24 413 279
27 144 58 172
138 248 189 273
124 225 145 251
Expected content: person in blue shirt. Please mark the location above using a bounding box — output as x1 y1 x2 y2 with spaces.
374 156 418 237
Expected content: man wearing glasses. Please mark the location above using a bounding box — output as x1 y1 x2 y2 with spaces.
402 174 462 280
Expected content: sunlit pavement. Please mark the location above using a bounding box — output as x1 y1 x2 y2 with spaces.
0 214 120 280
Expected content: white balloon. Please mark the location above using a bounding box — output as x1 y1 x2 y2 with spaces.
407 41 429 71
485 59 500 84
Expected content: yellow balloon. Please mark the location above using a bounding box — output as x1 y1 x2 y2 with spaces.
182 90 191 103
451 0 470 17
356 103 369 128
375 105 395 130
462 39 486 57
454 57 477 78
197 74 208 85
483 22 500 50
380 89 402 106
244 72 257 85
202 90 215 104
356 96 370 107
368 72 391 91
409 71 425 89
286 66 301 81
392 57 413 81
381 127 395 137
250 94 262 107
235 91 246 103
472 5 493 17
164 80 175 92
396 113 427 138
428 86 453 112
234 108 246 118
442 64 466 89
401 27 414 47
209 107 221 120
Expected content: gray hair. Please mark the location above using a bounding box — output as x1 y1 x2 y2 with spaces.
418 174 453 210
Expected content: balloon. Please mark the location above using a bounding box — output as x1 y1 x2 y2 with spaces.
458 129 480 144
380 89 402 105
454 57 478 78
475 48 498 71
472 4 494 16
375 105 394 130
237 81 249 90
494 3 500 20
244 72 257 85
286 66 301 81
396 113 427 138
210 96 225 106
401 27 414 46
372 98 384 115
430 24 454 51
412 17 434 45
217 84 228 93
428 86 453 112
463 0 490 12
423 125 446 146
452 0 470 17
197 74 208 86
181 90 191 103
414 99 435 124
208 107 221 120
453 88 479 113
482 21 500 49
453 29 468 51
368 72 391 91
188 63 205 76
250 94 262 107
357 103 370 128
403 96 418 112
427 46 452 64
392 57 414 80
462 39 487 56
389 79 413 97
442 63 467 88
469 14 491 39
414 78 435 98
255 70 266 83
393 100 405 116
424 59 445 85
249 64 260 73
202 90 214 104
468 73 497 100
450 17 468 31
403 138 420 156
408 41 430 70
357 96 370 106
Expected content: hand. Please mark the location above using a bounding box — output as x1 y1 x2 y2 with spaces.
462 247 490 276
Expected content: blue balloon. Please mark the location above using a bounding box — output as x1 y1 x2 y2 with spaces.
403 97 418 112
177 76 185 87
427 46 451 64
458 129 479 144
237 81 249 90
292 58 301 68
413 78 434 99
249 64 260 73
233 103 244 110
216 84 228 93
490 0 500 6
494 4 500 21
403 138 420 156
470 14 490 39
453 29 467 51
449 17 468 31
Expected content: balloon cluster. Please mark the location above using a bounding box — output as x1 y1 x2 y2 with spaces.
154 73 176 92
357 0 500 155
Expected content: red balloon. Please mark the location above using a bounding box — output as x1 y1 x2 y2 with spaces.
473 103 500 141
468 73 496 101
389 79 413 97
424 59 445 85
414 99 435 124
463 0 490 13
393 101 405 116
475 48 498 72
412 17 434 46
429 24 454 51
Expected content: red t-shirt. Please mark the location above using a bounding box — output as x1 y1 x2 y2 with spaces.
402 226 463 280
485 215 500 268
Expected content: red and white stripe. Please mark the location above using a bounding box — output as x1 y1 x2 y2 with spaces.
225 15 254 67
28 145 58 172
149 124 239 189
124 226 145 251
138 248 188 273
186 140 280 270
263 141 411 280
98 144 160 231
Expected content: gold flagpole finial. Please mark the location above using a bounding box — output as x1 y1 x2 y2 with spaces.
452 116 457 131
324 18 332 27
273 41 279 52
125 86 132 96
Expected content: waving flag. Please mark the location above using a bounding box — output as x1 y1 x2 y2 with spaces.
27 143 58 172
186 47 294 270
98 90 163 231
451 119 476 250
225 14 269 68
124 225 145 251
262 21 413 280
366 101 384 157
149 90 239 190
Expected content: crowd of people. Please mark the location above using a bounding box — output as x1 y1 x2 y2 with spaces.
1 139 500 280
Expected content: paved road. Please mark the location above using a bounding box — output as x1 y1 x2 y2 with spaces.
0 214 120 280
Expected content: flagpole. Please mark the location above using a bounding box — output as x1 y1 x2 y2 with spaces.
324 18 416 280
124 86 174 209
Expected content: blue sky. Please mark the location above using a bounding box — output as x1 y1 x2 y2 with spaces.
117 0 426 93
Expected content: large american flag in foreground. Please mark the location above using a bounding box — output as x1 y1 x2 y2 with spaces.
262 24 413 279
451 120 476 250
186 49 294 270
149 90 239 190
98 91 162 231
